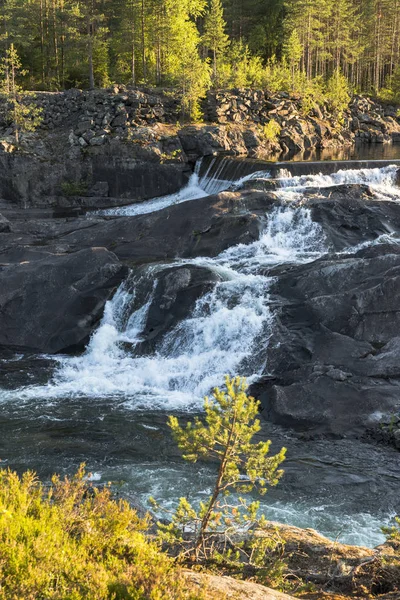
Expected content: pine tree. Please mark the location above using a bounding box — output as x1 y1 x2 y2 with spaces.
162 376 286 557
284 28 302 89
203 0 230 86
0 44 42 142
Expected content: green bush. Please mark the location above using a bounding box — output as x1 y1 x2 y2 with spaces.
263 120 281 143
61 180 88 196
0 465 206 600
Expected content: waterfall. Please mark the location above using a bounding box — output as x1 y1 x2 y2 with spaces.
102 161 400 218
13 206 327 407
277 164 400 202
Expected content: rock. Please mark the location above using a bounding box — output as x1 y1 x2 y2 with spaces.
0 213 10 233
88 181 109 197
256 239 400 436
0 137 191 209
111 111 128 128
0 248 128 353
184 570 295 599
135 265 223 353
89 134 106 146
41 190 264 263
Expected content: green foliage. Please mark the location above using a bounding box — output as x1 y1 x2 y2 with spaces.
263 119 281 143
325 68 351 116
283 29 302 89
61 180 88 196
383 516 400 542
0 0 399 99
0 44 42 142
380 65 400 104
153 376 286 564
0 465 207 600
203 0 230 86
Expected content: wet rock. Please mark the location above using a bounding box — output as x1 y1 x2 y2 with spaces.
0 213 10 233
256 243 400 436
88 181 109 197
0 248 128 353
135 265 223 352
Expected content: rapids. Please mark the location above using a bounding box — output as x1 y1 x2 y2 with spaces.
2 157 400 548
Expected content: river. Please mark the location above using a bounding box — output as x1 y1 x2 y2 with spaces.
1 150 400 548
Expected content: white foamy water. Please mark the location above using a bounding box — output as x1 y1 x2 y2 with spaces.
101 157 245 217
101 160 400 218
277 164 400 202
7 206 326 408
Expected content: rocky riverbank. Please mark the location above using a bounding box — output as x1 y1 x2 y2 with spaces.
185 521 400 599
0 87 399 209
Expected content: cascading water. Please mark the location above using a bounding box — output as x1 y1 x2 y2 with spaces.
13 205 326 408
102 159 400 218
276 164 400 203
2 159 400 548
101 157 250 217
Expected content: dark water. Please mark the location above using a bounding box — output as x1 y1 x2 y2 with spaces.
289 142 400 162
1 355 398 548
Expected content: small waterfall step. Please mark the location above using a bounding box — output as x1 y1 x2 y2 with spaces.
198 156 400 191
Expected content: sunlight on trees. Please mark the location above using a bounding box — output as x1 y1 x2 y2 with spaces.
151 376 286 563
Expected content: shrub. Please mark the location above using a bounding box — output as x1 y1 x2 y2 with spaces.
0 465 206 600
263 120 281 143
61 180 88 196
325 68 351 117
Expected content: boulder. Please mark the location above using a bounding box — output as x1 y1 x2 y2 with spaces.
0 213 10 233
255 246 400 436
184 570 295 600
0 248 128 353
134 265 223 353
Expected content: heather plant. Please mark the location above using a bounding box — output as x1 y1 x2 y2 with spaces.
0 465 206 600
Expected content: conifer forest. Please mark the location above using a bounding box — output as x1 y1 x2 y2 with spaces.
1 0 400 107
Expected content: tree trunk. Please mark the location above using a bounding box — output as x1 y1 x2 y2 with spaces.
88 20 94 89
141 0 146 81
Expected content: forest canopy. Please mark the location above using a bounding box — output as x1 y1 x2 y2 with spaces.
0 0 400 108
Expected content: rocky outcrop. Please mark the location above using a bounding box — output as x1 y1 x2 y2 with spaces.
0 190 265 265
185 521 400 600
351 95 400 143
0 247 127 353
177 123 281 161
204 89 400 154
0 87 181 138
184 570 295 599
0 132 190 208
251 192 400 437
